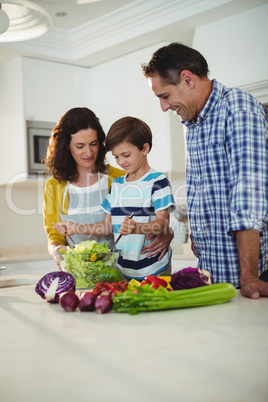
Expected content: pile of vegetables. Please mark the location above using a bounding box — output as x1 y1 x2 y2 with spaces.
35 270 124 313
35 267 236 314
112 282 236 315
57 240 121 288
59 290 114 314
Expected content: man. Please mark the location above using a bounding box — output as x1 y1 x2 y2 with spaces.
142 42 268 299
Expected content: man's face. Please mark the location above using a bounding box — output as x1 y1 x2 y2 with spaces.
148 74 197 121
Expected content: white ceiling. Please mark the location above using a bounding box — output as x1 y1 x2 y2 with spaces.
0 0 267 67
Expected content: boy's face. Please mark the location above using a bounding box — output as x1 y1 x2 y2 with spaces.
111 141 149 174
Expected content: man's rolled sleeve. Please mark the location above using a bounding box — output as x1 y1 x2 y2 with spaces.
228 210 266 237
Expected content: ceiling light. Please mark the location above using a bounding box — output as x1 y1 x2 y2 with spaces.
0 9 9 34
0 0 52 42
55 11 68 18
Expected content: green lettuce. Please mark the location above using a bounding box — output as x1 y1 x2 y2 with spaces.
59 240 118 288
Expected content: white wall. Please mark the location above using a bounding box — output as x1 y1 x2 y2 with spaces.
0 59 27 180
192 3 268 89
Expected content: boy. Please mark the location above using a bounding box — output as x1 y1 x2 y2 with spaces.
55 116 175 280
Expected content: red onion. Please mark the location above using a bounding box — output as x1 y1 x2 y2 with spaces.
95 291 113 314
59 291 79 312
78 291 97 312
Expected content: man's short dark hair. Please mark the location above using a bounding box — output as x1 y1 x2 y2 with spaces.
142 42 209 85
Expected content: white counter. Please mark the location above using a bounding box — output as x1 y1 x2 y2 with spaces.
0 284 267 402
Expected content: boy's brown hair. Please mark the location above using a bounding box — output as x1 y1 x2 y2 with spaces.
106 116 152 152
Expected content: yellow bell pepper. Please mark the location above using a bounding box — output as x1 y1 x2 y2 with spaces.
128 279 140 290
158 276 173 290
90 253 97 262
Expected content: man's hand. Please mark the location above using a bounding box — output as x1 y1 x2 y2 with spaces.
237 229 268 299
190 232 196 255
141 227 174 260
240 277 268 299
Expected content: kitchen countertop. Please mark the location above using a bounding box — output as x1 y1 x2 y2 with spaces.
0 283 267 402
0 245 50 264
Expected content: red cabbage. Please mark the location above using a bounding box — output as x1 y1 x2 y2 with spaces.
171 267 214 290
35 271 76 303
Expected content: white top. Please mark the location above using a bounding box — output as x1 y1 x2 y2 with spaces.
60 172 114 247
102 168 176 279
67 172 107 214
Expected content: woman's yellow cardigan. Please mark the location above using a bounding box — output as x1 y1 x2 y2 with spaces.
43 165 125 247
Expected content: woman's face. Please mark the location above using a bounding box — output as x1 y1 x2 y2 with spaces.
69 128 99 172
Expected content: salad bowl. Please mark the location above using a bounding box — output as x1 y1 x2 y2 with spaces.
54 250 120 289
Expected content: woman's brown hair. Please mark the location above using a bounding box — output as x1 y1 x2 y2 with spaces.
44 107 106 182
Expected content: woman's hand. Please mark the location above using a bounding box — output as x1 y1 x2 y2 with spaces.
49 242 67 271
53 221 78 236
53 244 67 254
141 227 174 260
53 244 67 271
119 216 136 236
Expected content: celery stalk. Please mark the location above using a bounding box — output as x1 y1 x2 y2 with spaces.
112 283 237 314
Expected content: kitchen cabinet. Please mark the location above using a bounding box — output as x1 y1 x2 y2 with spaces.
1 283 267 402
22 57 88 122
88 43 185 173
0 57 88 185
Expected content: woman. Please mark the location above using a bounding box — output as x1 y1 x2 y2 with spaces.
44 107 124 263
44 107 173 266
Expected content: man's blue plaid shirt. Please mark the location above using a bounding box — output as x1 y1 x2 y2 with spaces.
183 79 268 287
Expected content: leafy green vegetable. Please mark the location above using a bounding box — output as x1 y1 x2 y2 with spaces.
112 283 237 314
59 240 119 288
61 240 111 255
98 268 122 283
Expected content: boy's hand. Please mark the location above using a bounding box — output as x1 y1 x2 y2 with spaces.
119 216 136 235
53 221 78 236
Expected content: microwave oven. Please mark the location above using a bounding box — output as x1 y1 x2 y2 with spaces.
27 120 55 174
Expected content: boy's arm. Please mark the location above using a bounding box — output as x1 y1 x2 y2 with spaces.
119 209 169 236
53 214 112 237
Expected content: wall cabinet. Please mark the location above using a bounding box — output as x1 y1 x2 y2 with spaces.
0 57 88 185
22 58 89 122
